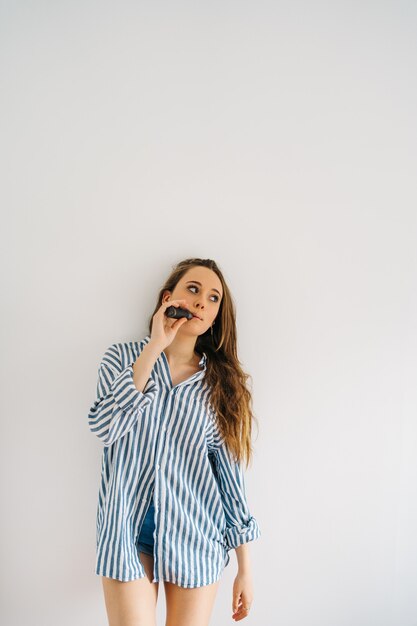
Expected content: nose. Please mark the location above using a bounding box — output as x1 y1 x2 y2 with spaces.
194 302 204 316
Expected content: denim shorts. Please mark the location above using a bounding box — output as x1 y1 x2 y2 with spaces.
136 499 155 557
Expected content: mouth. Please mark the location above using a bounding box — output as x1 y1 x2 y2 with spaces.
192 314 203 320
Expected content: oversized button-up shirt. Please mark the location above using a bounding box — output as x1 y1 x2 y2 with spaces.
87 334 261 587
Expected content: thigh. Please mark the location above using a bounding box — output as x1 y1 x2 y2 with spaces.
101 553 159 626
164 579 220 626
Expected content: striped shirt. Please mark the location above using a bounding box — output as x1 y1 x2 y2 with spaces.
87 334 261 587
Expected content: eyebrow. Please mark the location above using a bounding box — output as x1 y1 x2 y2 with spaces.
186 280 222 297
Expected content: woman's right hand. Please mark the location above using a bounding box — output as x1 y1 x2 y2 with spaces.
149 298 191 352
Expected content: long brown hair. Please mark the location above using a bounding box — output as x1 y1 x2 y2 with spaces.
147 257 259 469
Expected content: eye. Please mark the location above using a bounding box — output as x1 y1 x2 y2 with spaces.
188 285 219 302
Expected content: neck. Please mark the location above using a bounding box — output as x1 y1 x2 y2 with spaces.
163 334 199 366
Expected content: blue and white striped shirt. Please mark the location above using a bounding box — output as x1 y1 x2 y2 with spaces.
87 334 261 587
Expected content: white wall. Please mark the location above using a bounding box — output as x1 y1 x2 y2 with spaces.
1 2 416 625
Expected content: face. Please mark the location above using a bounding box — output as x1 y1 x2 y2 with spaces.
163 266 223 335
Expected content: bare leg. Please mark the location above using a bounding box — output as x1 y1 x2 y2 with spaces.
164 578 220 626
101 553 159 626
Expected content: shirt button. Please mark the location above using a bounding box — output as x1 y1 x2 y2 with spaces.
156 464 160 470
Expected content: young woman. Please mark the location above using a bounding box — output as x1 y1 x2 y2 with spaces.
88 258 261 626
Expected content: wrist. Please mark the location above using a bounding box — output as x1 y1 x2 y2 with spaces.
145 340 164 358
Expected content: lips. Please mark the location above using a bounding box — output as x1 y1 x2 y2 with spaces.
192 314 202 320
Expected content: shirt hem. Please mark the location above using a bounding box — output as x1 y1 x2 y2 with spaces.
96 569 224 588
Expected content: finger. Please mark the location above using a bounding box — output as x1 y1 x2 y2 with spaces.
158 300 185 317
233 603 251 617
172 317 189 329
160 300 187 315
232 599 242 611
234 605 250 613
233 608 249 619
232 597 247 613
164 299 187 307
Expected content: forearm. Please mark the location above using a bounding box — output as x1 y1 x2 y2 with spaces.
235 542 251 572
132 341 162 393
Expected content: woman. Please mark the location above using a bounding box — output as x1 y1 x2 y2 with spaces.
88 258 261 626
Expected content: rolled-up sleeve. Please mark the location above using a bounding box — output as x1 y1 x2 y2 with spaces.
87 343 158 446
212 438 261 551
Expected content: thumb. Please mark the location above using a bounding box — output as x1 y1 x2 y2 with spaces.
232 592 240 613
173 317 189 330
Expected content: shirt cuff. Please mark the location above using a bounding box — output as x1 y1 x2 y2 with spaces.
224 515 261 551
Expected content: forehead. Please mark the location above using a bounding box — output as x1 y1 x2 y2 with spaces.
181 267 223 296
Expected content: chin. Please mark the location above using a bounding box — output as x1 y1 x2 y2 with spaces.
180 324 205 336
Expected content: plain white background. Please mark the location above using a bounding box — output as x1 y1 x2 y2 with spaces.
1 1 416 625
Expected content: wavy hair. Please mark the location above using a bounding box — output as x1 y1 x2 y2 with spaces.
147 257 259 469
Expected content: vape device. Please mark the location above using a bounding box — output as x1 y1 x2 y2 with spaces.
164 305 194 320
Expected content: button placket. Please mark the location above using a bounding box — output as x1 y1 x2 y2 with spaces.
153 388 176 583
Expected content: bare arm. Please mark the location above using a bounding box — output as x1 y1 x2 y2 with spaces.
132 340 163 393
235 543 251 573
131 296 193 392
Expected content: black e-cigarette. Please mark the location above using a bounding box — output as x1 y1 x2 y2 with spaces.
164 305 193 320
